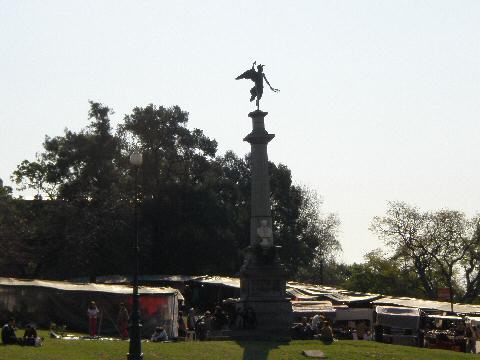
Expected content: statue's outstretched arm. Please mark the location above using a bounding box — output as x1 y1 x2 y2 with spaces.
263 74 280 92
252 61 256 70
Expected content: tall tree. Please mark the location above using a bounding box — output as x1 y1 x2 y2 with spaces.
372 201 480 302
5 101 340 280
371 201 438 299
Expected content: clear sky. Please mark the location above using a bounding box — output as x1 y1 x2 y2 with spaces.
1 1 479 263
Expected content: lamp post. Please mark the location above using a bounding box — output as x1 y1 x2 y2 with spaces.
128 151 143 360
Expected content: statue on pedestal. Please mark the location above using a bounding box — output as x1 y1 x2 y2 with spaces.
234 67 292 339
235 61 280 109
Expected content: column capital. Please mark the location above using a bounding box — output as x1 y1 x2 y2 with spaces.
248 110 269 119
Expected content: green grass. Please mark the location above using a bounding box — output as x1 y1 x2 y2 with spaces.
0 331 477 360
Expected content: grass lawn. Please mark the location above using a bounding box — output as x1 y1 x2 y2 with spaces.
0 331 477 360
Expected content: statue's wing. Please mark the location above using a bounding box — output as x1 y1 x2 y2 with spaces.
235 68 256 81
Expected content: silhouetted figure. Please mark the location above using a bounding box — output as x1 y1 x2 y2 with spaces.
117 302 129 340
177 311 187 337
242 307 257 330
23 324 37 346
236 61 279 109
1 318 19 345
213 306 228 330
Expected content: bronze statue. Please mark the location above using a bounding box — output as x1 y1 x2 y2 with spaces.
236 61 279 109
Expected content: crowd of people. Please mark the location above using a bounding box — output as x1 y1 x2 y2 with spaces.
177 305 256 341
290 316 334 344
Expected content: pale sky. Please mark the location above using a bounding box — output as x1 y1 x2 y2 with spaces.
1 1 479 263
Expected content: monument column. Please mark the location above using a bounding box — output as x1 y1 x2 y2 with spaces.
244 110 275 246
238 109 292 339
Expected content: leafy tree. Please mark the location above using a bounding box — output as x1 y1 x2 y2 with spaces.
341 249 425 297
372 201 480 302
371 202 439 299
4 101 341 281
10 102 132 279
291 187 341 282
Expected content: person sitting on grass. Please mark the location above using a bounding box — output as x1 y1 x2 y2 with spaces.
291 317 314 340
1 318 19 345
320 321 334 345
151 326 168 342
23 324 38 346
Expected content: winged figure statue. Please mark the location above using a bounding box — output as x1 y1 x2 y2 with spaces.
235 61 279 109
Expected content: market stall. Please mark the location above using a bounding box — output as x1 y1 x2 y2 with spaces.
375 306 421 346
333 308 374 340
423 314 466 352
0 277 182 338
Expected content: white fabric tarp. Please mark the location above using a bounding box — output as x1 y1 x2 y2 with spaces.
292 301 335 313
335 308 374 322
465 316 480 326
376 306 421 330
373 296 480 314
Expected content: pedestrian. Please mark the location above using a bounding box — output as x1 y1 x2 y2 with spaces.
467 323 479 353
187 308 196 331
87 301 100 337
117 302 129 340
178 311 187 337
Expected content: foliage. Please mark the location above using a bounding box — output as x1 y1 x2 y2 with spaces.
1 102 339 280
341 249 425 297
371 201 480 302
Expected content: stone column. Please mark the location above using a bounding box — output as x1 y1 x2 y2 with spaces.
237 110 292 340
243 110 275 247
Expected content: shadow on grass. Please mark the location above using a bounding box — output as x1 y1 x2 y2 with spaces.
236 341 282 360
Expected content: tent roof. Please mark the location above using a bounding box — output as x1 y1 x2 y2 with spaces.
73 274 200 284
292 301 335 313
191 276 240 288
323 293 382 304
376 306 421 317
0 277 182 297
427 315 463 321
373 296 480 314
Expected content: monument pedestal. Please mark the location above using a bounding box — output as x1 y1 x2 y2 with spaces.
238 250 292 339
236 109 292 340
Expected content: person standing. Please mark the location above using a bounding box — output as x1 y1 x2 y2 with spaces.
177 311 187 337
187 308 196 331
356 321 368 340
117 302 129 340
467 323 480 353
87 301 100 337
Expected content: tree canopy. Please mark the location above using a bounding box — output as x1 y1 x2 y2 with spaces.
1 102 340 280
371 201 480 302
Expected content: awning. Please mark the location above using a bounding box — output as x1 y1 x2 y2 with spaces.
292 301 335 313
376 306 421 330
373 296 480 314
335 308 374 322
0 277 183 299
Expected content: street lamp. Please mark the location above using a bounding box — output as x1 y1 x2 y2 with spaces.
128 151 143 360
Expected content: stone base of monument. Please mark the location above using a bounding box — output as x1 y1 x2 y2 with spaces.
235 246 293 340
